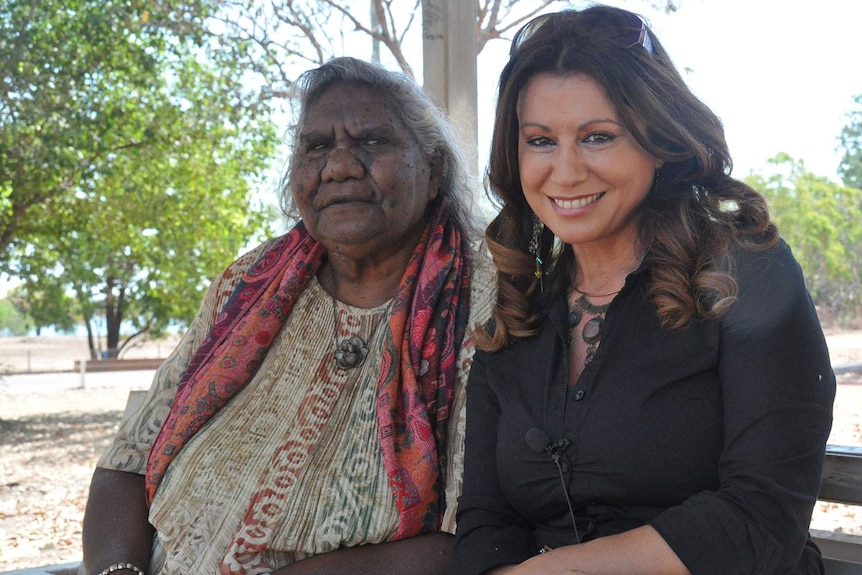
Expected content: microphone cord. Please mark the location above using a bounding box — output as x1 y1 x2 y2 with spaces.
525 428 582 544
551 450 581 544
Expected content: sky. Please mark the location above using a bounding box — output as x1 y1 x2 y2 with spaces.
476 0 861 182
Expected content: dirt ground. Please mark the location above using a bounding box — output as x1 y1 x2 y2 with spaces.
0 333 860 571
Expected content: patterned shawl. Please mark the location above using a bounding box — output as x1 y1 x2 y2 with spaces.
145 199 471 540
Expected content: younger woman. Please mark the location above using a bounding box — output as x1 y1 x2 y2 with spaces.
452 7 835 575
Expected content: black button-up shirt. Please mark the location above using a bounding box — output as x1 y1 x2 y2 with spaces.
453 240 835 575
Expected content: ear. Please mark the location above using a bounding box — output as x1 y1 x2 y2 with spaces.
654 157 665 169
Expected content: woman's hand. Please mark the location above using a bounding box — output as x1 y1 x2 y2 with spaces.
509 552 590 575
486 526 688 575
486 555 590 575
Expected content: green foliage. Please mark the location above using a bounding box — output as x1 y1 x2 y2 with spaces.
0 297 30 336
1 0 280 355
1 0 217 251
7 284 77 335
839 94 862 190
746 153 862 325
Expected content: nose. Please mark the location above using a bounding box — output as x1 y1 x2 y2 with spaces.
554 148 589 185
321 145 365 182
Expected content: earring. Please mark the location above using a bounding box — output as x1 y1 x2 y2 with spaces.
528 212 544 293
651 168 662 194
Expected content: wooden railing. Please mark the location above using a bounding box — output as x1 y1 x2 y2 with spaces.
814 444 862 573
73 358 166 372
73 358 166 388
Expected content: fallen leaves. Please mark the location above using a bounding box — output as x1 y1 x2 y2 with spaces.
1 405 122 570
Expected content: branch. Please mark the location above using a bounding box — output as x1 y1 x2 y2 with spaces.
477 0 561 53
323 0 416 77
118 325 151 357
278 0 328 64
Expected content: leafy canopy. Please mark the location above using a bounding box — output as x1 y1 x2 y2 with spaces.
2 0 278 354
839 94 862 190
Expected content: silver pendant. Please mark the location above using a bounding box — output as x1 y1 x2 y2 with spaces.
334 336 369 370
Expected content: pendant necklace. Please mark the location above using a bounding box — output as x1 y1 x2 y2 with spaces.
324 264 370 370
333 316 369 369
567 290 615 366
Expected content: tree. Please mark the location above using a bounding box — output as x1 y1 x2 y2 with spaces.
7 108 277 356
6 284 76 336
746 153 862 325
0 297 30 336
838 94 862 189
1 0 243 256
2 0 278 357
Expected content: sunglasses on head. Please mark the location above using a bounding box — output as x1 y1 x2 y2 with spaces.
509 9 654 57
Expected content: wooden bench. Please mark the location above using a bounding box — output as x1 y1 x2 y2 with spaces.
834 363 862 376
815 444 862 573
73 358 165 373
74 359 164 392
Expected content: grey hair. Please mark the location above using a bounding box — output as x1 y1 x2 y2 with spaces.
278 56 480 240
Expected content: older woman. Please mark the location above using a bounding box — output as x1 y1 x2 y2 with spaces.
452 6 834 575
82 57 494 575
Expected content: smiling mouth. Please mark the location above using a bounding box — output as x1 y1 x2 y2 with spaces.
553 192 604 210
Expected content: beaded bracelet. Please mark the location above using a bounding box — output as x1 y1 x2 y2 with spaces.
95 563 145 575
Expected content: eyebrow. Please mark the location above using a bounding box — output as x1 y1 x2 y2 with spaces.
299 124 396 141
298 128 330 142
519 117 624 132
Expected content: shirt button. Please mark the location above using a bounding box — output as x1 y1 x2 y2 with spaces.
574 389 585 401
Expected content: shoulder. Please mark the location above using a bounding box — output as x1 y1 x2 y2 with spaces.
198 235 289 316
220 235 287 282
730 238 806 304
724 238 819 335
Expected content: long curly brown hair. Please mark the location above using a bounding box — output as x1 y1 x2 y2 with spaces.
476 6 777 352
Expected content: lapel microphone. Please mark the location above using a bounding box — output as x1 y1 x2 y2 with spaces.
525 427 581 544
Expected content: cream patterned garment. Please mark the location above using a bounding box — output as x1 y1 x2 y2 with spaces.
97 238 495 575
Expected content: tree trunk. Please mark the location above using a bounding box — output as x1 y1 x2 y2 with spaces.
104 275 127 358
83 314 98 360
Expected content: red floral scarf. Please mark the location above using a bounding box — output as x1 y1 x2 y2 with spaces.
145 200 470 539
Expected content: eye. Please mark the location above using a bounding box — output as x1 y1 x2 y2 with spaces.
583 132 616 145
525 135 555 149
363 137 386 146
299 137 330 153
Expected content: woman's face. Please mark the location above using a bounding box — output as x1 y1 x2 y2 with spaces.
290 83 439 264
517 73 661 250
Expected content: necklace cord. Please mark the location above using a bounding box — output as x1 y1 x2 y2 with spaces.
572 286 621 298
